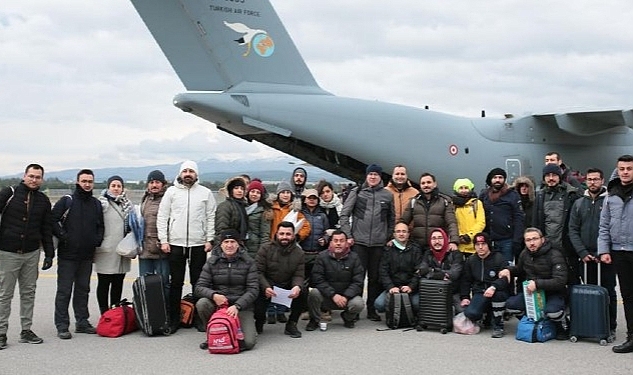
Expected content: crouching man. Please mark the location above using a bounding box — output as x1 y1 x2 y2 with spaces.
195 229 258 351
460 233 510 338
306 231 365 330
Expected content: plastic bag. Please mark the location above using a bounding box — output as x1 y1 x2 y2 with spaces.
116 232 139 259
452 312 481 335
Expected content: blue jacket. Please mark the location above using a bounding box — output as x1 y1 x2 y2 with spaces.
479 185 524 243
598 179 633 254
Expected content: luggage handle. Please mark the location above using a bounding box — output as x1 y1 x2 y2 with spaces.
582 261 601 287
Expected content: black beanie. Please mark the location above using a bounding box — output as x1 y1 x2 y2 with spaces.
366 164 383 175
486 168 507 186
542 164 562 178
473 232 492 248
219 229 241 242
107 175 124 188
147 170 166 184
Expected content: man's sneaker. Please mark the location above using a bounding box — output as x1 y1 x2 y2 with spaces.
0 334 7 349
284 321 302 338
491 329 505 338
75 323 96 334
19 330 43 344
57 330 72 340
305 319 319 331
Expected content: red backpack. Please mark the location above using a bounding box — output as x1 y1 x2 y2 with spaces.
206 306 244 354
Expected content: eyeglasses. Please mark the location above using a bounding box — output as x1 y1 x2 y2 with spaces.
525 236 542 243
586 178 602 182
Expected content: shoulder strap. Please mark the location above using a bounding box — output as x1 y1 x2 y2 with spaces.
60 195 73 223
393 293 402 328
1 186 15 214
401 293 414 326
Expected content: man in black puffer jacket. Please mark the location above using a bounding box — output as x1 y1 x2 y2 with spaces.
52 169 104 340
0 164 55 348
195 229 259 351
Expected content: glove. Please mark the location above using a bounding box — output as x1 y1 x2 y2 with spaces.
459 234 471 244
42 257 53 270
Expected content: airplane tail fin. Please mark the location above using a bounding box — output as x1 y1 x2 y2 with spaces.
131 0 322 93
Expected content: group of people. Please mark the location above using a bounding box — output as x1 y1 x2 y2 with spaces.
1 152 633 355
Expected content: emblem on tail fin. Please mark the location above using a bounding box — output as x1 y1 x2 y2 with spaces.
224 21 275 57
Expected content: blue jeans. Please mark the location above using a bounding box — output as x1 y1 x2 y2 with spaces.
464 291 509 330
138 258 170 296
506 292 566 320
374 291 419 314
493 239 514 264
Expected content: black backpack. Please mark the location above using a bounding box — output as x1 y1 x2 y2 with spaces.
385 293 415 329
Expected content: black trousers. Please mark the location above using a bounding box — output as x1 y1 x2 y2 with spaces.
96 273 125 314
168 245 206 322
612 251 633 333
354 244 383 313
54 259 93 331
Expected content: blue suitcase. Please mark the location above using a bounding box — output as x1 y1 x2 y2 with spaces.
569 263 612 345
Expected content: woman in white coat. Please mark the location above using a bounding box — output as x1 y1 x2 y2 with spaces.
94 175 132 314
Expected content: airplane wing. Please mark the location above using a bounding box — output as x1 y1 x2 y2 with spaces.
533 109 633 136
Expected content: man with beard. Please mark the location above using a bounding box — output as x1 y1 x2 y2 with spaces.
255 221 306 337
568 168 617 339
479 168 524 264
339 164 395 321
305 230 364 330
0 164 55 348
385 165 419 222
401 173 459 251
545 151 584 191
533 164 581 284
290 167 307 197
452 178 486 259
157 160 216 333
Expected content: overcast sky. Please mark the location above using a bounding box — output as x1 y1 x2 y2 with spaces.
2 0 632 176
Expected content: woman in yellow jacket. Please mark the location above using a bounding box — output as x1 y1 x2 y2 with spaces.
452 178 486 258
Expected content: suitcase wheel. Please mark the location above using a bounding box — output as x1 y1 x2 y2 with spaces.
607 335 615 343
569 336 578 343
599 339 608 346
163 327 172 335
440 328 448 334
415 325 424 332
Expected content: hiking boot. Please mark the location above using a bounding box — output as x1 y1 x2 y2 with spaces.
0 334 7 349
19 330 43 344
57 330 72 340
276 313 288 323
491 329 505 338
284 321 302 338
613 333 633 353
267 314 276 324
305 319 319 331
75 322 96 334
199 341 209 350
367 311 382 322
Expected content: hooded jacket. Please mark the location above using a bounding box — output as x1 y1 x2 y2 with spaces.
511 176 535 228
507 240 567 293
214 177 248 243
479 185 524 243
339 181 395 247
400 188 459 248
157 174 216 247
453 192 486 254
418 228 464 292
289 167 307 197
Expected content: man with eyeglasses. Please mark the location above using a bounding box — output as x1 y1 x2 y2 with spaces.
533 164 581 285
568 168 617 340
52 169 104 339
599 154 633 353
500 227 568 338
0 164 55 349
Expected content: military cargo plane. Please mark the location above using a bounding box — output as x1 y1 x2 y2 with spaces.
130 0 633 189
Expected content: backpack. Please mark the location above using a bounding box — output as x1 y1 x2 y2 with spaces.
180 293 197 328
385 293 415 329
206 306 244 354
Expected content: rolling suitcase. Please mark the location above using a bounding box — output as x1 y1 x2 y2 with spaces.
417 279 453 334
132 274 171 336
569 262 612 345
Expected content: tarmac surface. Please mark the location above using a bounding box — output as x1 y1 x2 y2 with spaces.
2 257 633 375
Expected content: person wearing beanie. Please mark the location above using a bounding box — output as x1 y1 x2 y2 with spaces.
195 228 258 351
52 169 104 339
94 175 132 314
139 169 169 298
270 181 311 243
290 167 308 197
452 178 486 258
533 163 581 288
214 176 249 245
460 232 510 338
400 173 460 251
157 160 216 333
339 163 395 321
478 168 524 264
244 179 272 258
366 164 383 176
418 227 465 314
385 165 419 222
544 151 584 191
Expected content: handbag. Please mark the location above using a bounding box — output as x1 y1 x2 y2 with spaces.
515 316 556 343
96 299 138 337
116 232 140 258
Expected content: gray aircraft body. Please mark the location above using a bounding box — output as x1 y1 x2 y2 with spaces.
130 0 633 189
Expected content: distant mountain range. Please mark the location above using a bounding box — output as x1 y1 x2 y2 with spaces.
16 157 351 184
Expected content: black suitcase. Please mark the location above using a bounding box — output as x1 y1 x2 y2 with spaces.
417 279 453 334
569 262 612 345
132 274 171 336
